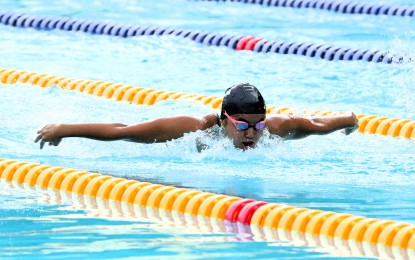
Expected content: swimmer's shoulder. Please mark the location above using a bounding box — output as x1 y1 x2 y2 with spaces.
266 114 294 137
199 113 221 129
196 114 222 152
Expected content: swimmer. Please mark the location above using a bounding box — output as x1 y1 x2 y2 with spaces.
35 83 359 150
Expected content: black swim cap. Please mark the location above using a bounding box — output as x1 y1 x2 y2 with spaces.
220 83 266 119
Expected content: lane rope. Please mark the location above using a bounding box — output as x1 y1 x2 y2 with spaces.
0 11 410 64
1 68 414 140
3 179 413 259
196 0 415 18
0 158 414 251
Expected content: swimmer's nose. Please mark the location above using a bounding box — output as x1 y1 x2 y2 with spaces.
244 127 255 138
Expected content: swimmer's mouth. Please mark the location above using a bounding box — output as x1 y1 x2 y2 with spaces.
242 141 254 148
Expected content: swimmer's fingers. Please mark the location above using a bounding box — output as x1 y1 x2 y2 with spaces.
37 136 61 149
35 126 49 145
342 125 358 135
35 124 62 149
35 132 49 149
51 138 62 146
39 139 46 149
34 134 42 143
37 125 48 134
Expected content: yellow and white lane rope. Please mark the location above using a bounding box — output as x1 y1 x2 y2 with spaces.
1 158 414 254
2 176 412 260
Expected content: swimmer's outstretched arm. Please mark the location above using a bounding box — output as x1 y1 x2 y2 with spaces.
267 112 359 139
35 113 218 149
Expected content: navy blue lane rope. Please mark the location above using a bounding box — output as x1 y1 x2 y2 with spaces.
0 10 410 64
196 0 415 17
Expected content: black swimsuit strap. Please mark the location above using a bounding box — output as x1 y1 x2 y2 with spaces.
216 114 221 127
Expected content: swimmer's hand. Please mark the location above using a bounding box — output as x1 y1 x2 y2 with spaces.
341 113 359 135
35 124 63 149
342 125 358 135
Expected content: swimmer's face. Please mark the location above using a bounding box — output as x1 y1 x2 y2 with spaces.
222 113 266 150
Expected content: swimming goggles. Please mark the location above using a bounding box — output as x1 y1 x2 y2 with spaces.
224 111 266 131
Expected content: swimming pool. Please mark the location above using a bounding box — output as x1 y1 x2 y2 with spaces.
1 0 415 259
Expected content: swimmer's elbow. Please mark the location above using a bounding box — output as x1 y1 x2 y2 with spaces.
113 123 128 128
285 120 330 139
106 124 135 141
282 130 310 140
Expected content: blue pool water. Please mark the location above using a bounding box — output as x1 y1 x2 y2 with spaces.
1 0 415 259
